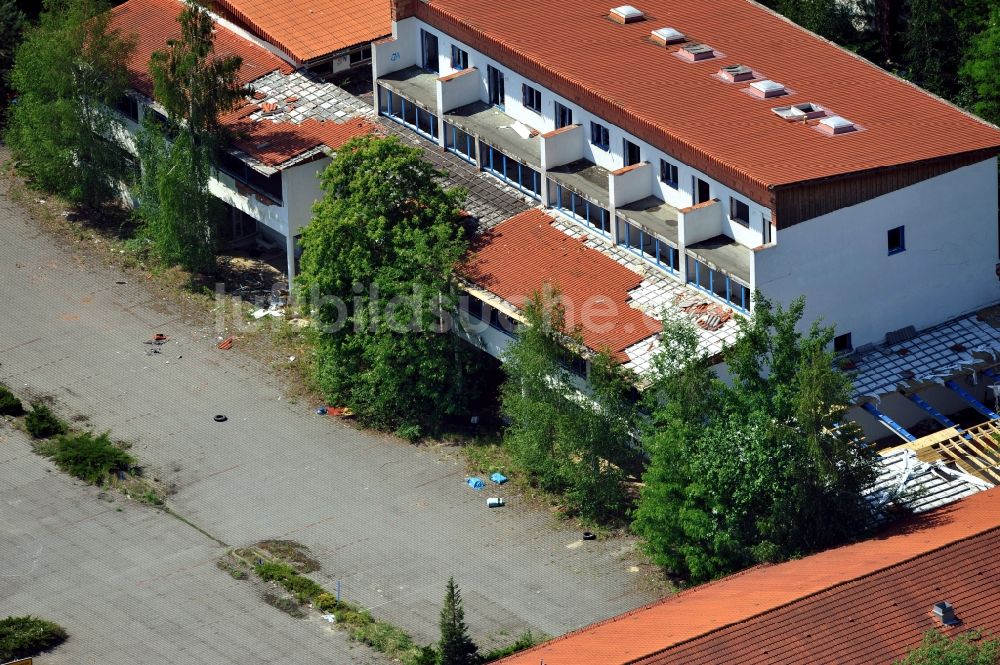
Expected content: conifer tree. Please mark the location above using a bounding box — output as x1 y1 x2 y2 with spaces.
438 577 478 665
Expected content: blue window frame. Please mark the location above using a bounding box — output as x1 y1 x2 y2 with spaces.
444 123 475 163
552 184 611 236
590 122 610 151
555 102 573 129
451 45 468 70
623 139 641 166
522 84 542 113
618 218 679 274
888 225 905 255
685 255 750 313
379 87 439 141
479 142 541 199
659 159 678 188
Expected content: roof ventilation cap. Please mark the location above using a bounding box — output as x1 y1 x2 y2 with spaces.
749 79 786 98
651 27 685 45
933 601 958 626
819 114 856 134
680 43 715 61
610 5 645 23
720 64 754 82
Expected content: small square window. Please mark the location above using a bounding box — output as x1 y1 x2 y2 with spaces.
659 159 678 188
888 226 905 255
522 84 541 113
730 197 750 227
590 122 609 150
451 45 468 70
833 332 853 354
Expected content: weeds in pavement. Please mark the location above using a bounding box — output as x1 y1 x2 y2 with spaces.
25 402 68 438
35 430 134 485
0 384 24 417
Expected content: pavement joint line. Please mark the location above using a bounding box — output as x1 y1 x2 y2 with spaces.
163 505 229 548
0 336 42 354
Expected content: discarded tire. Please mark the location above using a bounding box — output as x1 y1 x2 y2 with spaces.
214 415 228 422
582 531 596 541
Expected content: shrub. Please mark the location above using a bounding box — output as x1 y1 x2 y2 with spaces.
36 430 134 485
0 385 24 416
313 592 338 613
25 403 68 438
0 615 68 661
254 560 323 603
482 631 539 662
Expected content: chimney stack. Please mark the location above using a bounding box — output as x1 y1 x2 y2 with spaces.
933 601 958 626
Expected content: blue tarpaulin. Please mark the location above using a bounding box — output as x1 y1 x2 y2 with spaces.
466 477 485 490
490 472 508 485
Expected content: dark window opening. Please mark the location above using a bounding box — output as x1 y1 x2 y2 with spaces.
659 159 678 188
888 225 905 255
114 95 139 122
591 122 609 151
695 177 711 204
624 139 641 166
487 65 505 108
451 45 468 70
522 84 542 113
421 29 439 72
555 102 573 129
834 332 853 354
348 46 372 66
730 197 750 227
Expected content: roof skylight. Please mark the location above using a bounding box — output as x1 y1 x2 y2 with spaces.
819 115 856 134
680 43 715 61
651 27 685 45
720 64 754 82
749 79 786 98
610 5 645 23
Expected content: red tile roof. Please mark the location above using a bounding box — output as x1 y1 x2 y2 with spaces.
496 487 1000 665
213 0 391 64
109 0 375 167
462 209 661 360
110 0 291 99
415 0 1000 201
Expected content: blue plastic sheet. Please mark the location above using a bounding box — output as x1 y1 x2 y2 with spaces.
490 472 508 485
466 477 485 490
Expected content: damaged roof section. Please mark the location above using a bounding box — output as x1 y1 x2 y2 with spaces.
851 313 1000 401
110 0 377 170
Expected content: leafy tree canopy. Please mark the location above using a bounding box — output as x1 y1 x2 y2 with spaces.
5 0 135 206
297 134 474 436
960 4 1000 125
500 287 637 522
894 629 1000 665
633 295 879 582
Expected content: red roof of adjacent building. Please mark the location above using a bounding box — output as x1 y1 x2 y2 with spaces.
496 487 1000 665
109 0 375 167
415 0 1000 198
462 209 661 360
110 0 291 98
213 0 391 64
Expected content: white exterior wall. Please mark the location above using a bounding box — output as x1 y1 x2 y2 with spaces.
755 158 1000 347
283 157 330 237
378 17 768 250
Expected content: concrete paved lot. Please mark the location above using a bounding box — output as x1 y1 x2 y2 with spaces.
0 173 659 657
1 425 381 664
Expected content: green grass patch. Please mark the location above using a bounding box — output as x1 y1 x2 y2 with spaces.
35 430 135 485
25 402 68 438
482 631 542 662
0 615 68 661
255 560 324 604
0 384 24 417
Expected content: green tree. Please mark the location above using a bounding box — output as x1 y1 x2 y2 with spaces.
961 4 1000 125
438 577 478 665
0 0 26 113
774 0 860 47
135 0 245 272
894 629 1000 664
297 135 474 436
499 288 637 522
5 0 135 207
903 0 962 98
633 295 879 582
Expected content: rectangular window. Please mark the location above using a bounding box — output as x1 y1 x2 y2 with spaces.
624 139 641 167
114 95 139 122
379 87 439 141
888 225 905 255
833 332 853 354
686 256 750 312
451 45 468 70
522 84 542 113
555 102 573 129
590 122 610 150
487 65 504 108
552 184 611 236
420 29 439 72
349 46 372 66
444 123 476 163
659 159 678 188
479 142 541 199
730 197 750 227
